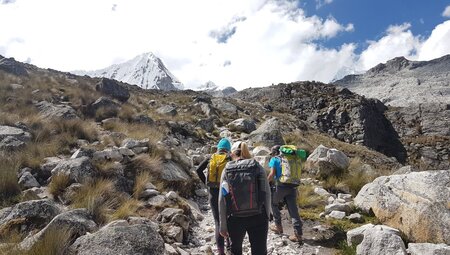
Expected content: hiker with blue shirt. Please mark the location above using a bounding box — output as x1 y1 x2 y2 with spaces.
268 145 303 243
195 138 232 255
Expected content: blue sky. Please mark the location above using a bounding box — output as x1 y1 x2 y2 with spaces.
302 0 450 52
1 0 450 90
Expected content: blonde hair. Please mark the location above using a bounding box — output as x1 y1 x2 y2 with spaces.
232 141 252 159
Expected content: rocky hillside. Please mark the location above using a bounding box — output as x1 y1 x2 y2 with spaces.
73 52 183 91
334 55 450 107
0 55 449 254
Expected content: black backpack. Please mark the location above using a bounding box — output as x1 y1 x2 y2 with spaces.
224 159 264 217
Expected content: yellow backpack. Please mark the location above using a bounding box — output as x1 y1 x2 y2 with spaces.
207 153 229 187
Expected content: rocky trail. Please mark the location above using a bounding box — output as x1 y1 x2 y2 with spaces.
184 182 338 255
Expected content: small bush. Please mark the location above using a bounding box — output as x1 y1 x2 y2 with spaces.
48 174 70 199
52 119 98 142
337 241 357 255
95 106 119 121
118 104 136 122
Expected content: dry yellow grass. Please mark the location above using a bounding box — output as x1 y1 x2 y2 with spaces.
297 184 326 209
103 121 165 144
110 198 141 220
133 171 151 199
0 155 21 208
48 174 71 199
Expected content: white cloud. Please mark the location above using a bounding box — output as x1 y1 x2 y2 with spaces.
315 0 333 9
442 5 450 18
1 0 450 90
357 23 420 71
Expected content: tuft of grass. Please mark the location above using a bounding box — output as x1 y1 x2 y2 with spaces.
133 171 151 199
95 106 119 121
94 161 122 178
48 174 71 199
103 121 165 143
0 155 21 208
25 226 73 255
297 184 326 209
118 104 136 122
110 198 141 220
52 119 98 142
128 154 162 175
71 179 117 224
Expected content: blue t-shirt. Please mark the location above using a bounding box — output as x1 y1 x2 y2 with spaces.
268 156 281 180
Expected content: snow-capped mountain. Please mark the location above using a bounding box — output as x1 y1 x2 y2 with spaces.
73 52 183 91
194 81 237 97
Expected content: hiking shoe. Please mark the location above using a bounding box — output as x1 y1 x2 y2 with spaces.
288 232 303 244
269 223 283 234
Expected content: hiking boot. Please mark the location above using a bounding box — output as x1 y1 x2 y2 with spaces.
269 223 283 234
288 231 303 244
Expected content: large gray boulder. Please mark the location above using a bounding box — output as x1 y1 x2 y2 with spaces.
69 222 164 254
0 200 61 234
51 157 96 183
0 125 31 151
247 118 285 148
354 170 450 244
95 78 130 102
347 224 407 255
19 209 97 251
161 161 190 182
35 101 79 119
307 145 350 176
227 118 257 133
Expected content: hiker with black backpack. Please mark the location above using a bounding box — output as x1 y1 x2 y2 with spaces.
195 138 232 255
218 141 272 255
267 145 306 243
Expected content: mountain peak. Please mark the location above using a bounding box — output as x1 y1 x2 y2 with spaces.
73 52 183 91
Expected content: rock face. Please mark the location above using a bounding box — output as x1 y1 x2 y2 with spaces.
354 170 450 244
69 223 165 255
35 101 79 119
385 103 450 170
235 82 407 162
334 55 450 107
95 78 130 102
247 118 285 148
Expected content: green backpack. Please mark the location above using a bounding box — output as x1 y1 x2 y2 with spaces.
278 145 306 185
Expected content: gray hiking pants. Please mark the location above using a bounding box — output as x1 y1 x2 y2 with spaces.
271 185 303 235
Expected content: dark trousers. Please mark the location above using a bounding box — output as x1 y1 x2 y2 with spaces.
271 185 302 235
209 188 225 253
227 211 268 255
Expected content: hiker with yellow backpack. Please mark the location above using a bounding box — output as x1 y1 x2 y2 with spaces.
195 138 232 255
268 145 307 244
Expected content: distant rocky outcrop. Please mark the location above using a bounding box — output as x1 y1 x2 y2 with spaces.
235 82 407 162
334 55 450 107
0 55 28 76
95 78 130 102
354 170 450 244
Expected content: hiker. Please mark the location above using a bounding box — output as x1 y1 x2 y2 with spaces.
219 141 272 255
195 138 232 255
267 145 303 243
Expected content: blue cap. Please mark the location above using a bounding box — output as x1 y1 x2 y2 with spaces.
217 138 231 152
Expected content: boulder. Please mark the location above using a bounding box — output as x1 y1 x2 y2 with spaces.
354 170 450 243
95 78 130 102
0 57 28 76
88 97 120 119
0 200 60 234
227 118 257 133
252 146 271 156
51 157 96 183
161 161 190 182
307 145 350 176
196 118 215 133
157 105 177 116
407 243 450 255
352 224 407 255
69 222 164 254
19 209 97 251
121 138 149 149
247 118 285 148
0 126 32 149
35 101 78 119
18 172 40 189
